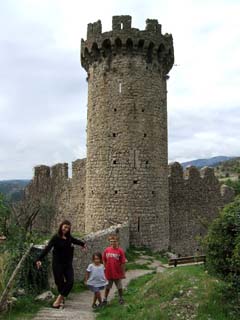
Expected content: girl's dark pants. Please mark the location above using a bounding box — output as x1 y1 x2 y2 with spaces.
52 262 74 297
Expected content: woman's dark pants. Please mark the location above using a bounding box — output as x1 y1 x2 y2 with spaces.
52 262 74 297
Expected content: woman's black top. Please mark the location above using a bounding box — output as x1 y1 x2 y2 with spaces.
37 234 85 265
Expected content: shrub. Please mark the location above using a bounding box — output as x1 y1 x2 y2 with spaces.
224 179 240 195
205 196 240 289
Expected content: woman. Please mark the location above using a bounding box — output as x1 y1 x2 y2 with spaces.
36 220 86 308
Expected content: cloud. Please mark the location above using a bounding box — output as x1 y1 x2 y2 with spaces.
0 0 239 179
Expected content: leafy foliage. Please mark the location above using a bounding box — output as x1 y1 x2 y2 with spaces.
224 179 240 195
204 196 240 290
0 193 51 300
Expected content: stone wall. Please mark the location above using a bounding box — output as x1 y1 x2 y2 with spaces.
82 15 174 251
168 162 235 256
44 223 129 287
24 159 86 234
73 222 129 280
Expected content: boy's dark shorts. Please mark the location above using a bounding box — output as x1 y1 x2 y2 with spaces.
88 285 105 293
106 279 122 290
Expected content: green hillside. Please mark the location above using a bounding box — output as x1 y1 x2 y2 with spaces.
0 180 30 202
214 157 240 181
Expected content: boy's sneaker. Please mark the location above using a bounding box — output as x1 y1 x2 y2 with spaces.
119 297 124 305
101 299 108 306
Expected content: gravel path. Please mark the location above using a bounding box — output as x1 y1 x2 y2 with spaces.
33 269 154 320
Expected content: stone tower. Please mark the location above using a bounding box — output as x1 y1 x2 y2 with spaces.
81 15 174 250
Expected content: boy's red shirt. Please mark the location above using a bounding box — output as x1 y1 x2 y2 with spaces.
103 246 126 280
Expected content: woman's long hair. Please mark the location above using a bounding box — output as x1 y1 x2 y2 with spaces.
58 220 72 238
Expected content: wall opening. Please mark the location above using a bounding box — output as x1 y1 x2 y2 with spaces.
133 149 136 169
146 160 149 165
114 108 117 112
133 179 138 184
115 190 118 194
119 82 122 93
113 133 116 137
146 42 154 63
144 133 147 137
138 39 144 50
120 22 123 30
152 191 155 195
142 108 145 112
113 160 117 164
115 38 122 52
137 217 140 232
126 38 133 52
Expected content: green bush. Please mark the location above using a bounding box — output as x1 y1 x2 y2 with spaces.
205 195 240 289
224 179 240 195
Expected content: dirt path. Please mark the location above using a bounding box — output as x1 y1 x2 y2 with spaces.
32 252 166 320
32 269 153 320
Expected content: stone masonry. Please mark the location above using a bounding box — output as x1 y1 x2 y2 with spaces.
168 163 234 255
22 16 235 255
81 16 174 251
25 159 86 234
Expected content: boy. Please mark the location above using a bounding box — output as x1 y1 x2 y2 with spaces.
102 235 126 305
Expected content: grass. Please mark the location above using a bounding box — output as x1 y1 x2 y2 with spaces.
97 265 240 320
125 262 151 271
71 280 86 293
126 247 167 264
0 294 49 320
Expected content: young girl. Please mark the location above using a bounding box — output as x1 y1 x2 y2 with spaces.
85 252 108 309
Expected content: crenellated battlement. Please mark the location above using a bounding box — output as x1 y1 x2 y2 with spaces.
81 15 174 74
169 162 219 183
51 163 68 181
34 165 50 178
168 162 235 255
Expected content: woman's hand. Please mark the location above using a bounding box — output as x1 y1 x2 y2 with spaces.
82 243 87 252
36 261 42 269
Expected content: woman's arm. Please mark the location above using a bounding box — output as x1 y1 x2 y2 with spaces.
36 235 56 262
71 236 86 247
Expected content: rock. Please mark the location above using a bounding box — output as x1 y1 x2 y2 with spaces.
7 296 18 307
35 291 55 302
16 288 25 296
166 252 178 259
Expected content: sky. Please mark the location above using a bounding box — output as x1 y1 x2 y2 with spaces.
0 0 239 179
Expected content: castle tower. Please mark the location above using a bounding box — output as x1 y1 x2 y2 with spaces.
81 16 174 250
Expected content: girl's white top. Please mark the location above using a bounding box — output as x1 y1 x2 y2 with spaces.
86 263 108 287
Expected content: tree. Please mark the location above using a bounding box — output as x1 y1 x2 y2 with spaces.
205 196 240 289
0 193 10 236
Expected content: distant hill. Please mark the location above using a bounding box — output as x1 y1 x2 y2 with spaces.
0 180 30 201
214 157 240 181
181 156 236 169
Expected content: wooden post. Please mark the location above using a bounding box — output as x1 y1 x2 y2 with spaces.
0 243 33 312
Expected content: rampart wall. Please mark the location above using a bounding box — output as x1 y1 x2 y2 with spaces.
168 162 235 255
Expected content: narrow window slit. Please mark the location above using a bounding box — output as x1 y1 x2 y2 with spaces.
137 217 140 232
119 82 122 93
